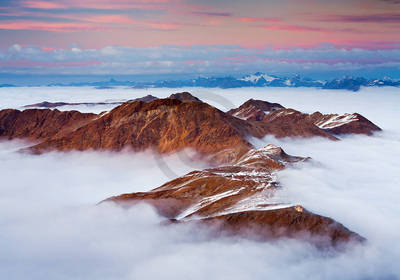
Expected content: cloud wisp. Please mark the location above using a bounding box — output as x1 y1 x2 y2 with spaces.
1 44 400 79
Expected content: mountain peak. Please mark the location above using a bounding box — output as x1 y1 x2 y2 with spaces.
168 92 202 102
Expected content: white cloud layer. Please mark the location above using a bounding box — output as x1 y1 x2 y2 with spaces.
0 87 399 279
1 44 400 78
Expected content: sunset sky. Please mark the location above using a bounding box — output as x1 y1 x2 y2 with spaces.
0 0 399 80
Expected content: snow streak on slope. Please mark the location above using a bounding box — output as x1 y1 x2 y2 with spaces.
315 113 359 129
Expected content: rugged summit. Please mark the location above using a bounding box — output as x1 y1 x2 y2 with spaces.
28 98 258 163
227 99 381 137
168 92 202 102
107 144 362 246
227 99 284 121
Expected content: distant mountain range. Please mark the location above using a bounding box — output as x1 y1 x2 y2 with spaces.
2 73 400 91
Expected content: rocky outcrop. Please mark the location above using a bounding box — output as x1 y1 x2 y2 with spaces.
107 144 362 246
132 94 158 103
309 112 382 136
228 99 381 137
168 92 202 102
227 99 284 121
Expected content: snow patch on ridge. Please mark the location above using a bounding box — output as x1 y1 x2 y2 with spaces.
176 188 245 220
209 188 295 218
316 113 359 129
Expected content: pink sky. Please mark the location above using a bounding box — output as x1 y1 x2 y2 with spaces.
0 0 399 49
0 0 399 78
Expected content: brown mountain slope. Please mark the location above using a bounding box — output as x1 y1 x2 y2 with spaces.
228 99 381 136
254 109 338 140
107 144 362 246
0 94 381 163
28 98 260 163
0 108 96 140
309 112 381 135
200 208 361 246
227 99 284 121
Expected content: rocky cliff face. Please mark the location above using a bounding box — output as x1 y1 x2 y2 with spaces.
107 144 363 246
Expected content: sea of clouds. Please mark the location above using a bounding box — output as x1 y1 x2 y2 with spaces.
0 86 399 279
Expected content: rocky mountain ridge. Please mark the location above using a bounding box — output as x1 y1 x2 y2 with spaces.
0 92 380 246
107 144 363 246
0 93 381 161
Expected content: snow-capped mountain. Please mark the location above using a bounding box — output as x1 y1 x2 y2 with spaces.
140 73 400 91
43 73 400 91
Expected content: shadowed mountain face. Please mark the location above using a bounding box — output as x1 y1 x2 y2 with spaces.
0 92 380 246
168 92 202 102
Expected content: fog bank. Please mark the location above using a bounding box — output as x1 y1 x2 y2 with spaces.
0 86 399 279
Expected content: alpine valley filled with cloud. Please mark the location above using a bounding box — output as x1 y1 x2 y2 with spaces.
0 0 400 279
1 86 399 279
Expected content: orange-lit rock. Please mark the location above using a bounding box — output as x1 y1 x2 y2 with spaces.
107 144 362 246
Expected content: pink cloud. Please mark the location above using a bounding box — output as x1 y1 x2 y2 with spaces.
322 13 400 23
21 1 67 9
183 59 206 65
83 15 137 25
0 21 103 32
54 0 179 10
0 15 183 32
262 24 327 33
219 55 400 65
40 46 60 52
237 17 281 23
0 60 101 68
192 11 232 17
145 21 182 30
